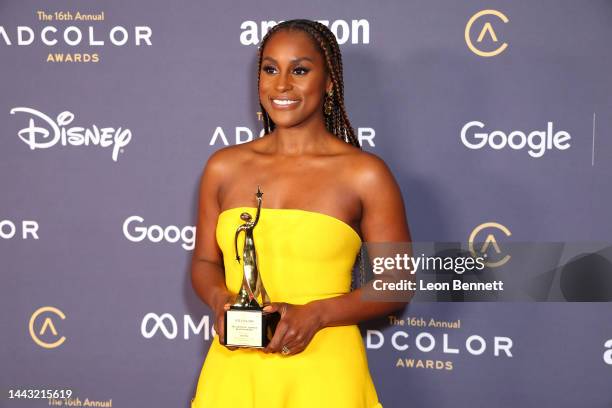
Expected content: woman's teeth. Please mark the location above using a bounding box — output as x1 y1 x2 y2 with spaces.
273 99 298 105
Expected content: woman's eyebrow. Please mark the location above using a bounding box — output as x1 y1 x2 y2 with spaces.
262 56 314 64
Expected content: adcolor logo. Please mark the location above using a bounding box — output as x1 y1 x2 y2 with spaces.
469 222 511 267
29 306 66 349
209 125 376 148
465 10 509 57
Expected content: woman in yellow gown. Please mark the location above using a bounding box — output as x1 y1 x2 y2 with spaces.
191 19 411 408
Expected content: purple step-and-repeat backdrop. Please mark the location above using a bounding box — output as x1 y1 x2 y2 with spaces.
2 1 611 407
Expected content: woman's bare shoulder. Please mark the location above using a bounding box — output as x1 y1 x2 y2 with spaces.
203 141 259 174
341 148 395 184
198 143 263 204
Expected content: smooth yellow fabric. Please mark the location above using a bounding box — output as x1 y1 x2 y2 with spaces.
191 207 382 408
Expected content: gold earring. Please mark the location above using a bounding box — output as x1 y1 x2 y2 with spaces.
324 89 334 115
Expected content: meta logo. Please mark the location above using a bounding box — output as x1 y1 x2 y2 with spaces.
604 339 612 365
140 313 214 340
29 306 66 349
0 219 39 239
122 216 195 251
210 126 376 147
468 222 512 268
461 121 571 158
366 330 513 357
240 19 370 45
10 107 132 162
465 10 509 57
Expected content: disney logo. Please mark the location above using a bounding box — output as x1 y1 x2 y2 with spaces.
10 107 132 162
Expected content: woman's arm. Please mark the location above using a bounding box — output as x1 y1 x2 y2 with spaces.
264 153 412 354
315 152 412 325
191 150 234 340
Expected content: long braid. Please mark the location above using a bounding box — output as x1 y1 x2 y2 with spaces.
315 23 360 146
256 44 269 134
256 19 360 149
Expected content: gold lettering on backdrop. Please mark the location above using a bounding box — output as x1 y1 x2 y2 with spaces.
395 358 453 370
75 12 105 21
427 318 461 329
46 53 100 63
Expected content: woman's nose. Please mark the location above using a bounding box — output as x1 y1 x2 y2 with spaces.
275 71 292 92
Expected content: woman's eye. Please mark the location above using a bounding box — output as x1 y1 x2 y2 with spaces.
293 67 310 75
262 65 277 74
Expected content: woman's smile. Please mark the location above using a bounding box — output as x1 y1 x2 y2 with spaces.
270 97 301 109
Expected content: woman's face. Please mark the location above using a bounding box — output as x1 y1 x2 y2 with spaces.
259 29 331 130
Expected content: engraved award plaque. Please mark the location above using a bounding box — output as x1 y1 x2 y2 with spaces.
223 187 280 348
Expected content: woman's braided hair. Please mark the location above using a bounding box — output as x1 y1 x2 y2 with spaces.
256 19 360 149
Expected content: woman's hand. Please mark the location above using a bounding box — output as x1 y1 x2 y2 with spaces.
263 302 323 356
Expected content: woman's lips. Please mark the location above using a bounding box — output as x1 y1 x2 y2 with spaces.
270 98 300 110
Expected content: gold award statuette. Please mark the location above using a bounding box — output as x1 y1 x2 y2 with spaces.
223 187 280 348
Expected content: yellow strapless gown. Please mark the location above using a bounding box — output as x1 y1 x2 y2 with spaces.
191 207 382 408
